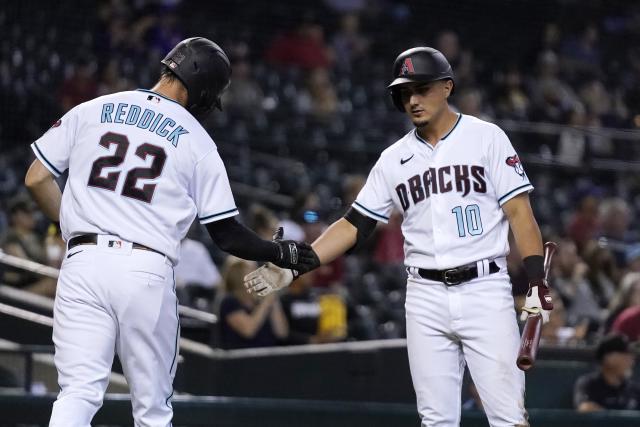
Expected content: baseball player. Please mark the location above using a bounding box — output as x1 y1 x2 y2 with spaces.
245 47 553 426
24 37 318 426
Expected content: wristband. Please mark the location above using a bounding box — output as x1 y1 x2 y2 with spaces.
523 255 545 283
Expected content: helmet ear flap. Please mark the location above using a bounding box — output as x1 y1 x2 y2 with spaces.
391 88 405 112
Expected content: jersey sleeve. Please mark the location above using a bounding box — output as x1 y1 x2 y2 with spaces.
352 158 394 224
489 126 534 206
30 107 80 177
192 149 239 224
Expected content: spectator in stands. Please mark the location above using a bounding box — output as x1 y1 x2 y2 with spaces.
582 240 619 309
455 88 493 121
341 174 366 207
246 204 280 241
598 198 635 268
1 195 55 296
265 17 334 70
175 235 221 311
560 23 602 80
494 65 530 120
373 211 404 266
296 68 339 122
280 272 346 344
528 50 579 122
221 46 265 117
58 57 98 113
566 193 601 252
331 12 370 73
435 30 474 88
540 289 588 346
44 223 66 269
217 257 288 349
552 239 603 334
611 306 640 343
626 244 640 273
574 334 640 411
606 272 640 331
97 59 132 96
556 104 588 166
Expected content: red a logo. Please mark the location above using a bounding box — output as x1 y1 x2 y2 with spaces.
400 57 415 76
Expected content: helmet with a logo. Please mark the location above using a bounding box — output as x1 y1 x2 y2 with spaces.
161 37 231 118
387 47 455 111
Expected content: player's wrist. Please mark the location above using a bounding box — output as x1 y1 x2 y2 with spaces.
523 255 545 285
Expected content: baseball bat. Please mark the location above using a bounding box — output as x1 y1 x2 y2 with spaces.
516 241 558 371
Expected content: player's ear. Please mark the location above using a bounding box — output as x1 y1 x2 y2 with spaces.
444 80 453 98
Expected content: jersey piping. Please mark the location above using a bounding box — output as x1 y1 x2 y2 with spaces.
353 201 389 222
199 207 240 223
32 142 63 176
498 183 534 206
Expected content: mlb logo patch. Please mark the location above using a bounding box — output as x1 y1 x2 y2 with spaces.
108 240 122 249
147 95 161 104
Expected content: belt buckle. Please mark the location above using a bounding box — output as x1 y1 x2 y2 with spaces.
443 269 462 286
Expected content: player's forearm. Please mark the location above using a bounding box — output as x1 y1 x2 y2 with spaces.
311 218 358 264
25 160 61 222
503 194 543 258
205 217 279 262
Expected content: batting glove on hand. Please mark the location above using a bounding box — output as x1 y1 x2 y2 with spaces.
520 279 554 324
244 262 294 297
271 227 321 274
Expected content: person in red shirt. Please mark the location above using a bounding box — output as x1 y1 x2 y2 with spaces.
265 19 333 70
612 305 640 342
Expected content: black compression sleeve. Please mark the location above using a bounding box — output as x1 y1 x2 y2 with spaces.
522 255 545 282
205 216 279 262
344 207 377 252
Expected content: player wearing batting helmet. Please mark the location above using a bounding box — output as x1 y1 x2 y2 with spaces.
244 46 551 427
25 37 319 426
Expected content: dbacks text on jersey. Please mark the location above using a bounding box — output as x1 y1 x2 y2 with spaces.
395 164 486 211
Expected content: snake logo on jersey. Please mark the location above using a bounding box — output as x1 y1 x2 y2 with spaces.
506 154 526 179
395 165 486 211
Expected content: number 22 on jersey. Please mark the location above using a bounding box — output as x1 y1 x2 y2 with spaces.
451 204 483 237
88 132 167 203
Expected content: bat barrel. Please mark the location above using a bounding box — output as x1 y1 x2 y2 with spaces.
517 313 543 371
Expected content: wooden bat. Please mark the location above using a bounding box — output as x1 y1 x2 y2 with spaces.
516 241 557 371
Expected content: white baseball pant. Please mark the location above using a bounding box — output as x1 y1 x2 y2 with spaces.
49 235 179 427
405 262 527 427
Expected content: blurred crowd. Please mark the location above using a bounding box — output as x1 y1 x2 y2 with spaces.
1 0 640 357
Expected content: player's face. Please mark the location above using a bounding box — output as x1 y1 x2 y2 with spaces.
399 81 451 128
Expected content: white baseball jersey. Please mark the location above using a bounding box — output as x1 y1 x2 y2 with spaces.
31 89 238 264
353 113 533 269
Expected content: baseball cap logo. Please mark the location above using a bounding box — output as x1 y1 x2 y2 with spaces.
400 57 415 76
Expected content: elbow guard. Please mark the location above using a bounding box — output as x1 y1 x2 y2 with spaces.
343 207 377 253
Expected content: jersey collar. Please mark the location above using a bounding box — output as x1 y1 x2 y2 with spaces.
136 88 182 106
413 113 463 147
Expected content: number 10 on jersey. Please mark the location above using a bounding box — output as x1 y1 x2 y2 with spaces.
451 204 483 237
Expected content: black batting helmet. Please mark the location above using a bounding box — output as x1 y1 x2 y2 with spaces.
388 47 454 111
161 37 231 117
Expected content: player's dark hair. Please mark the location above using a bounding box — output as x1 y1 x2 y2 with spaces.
160 65 179 84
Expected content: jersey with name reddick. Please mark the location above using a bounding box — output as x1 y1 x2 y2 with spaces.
353 114 533 270
31 89 239 264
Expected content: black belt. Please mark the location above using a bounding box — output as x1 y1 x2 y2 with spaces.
68 234 165 257
417 261 499 286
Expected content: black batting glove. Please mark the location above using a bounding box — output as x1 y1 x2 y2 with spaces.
271 227 321 275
